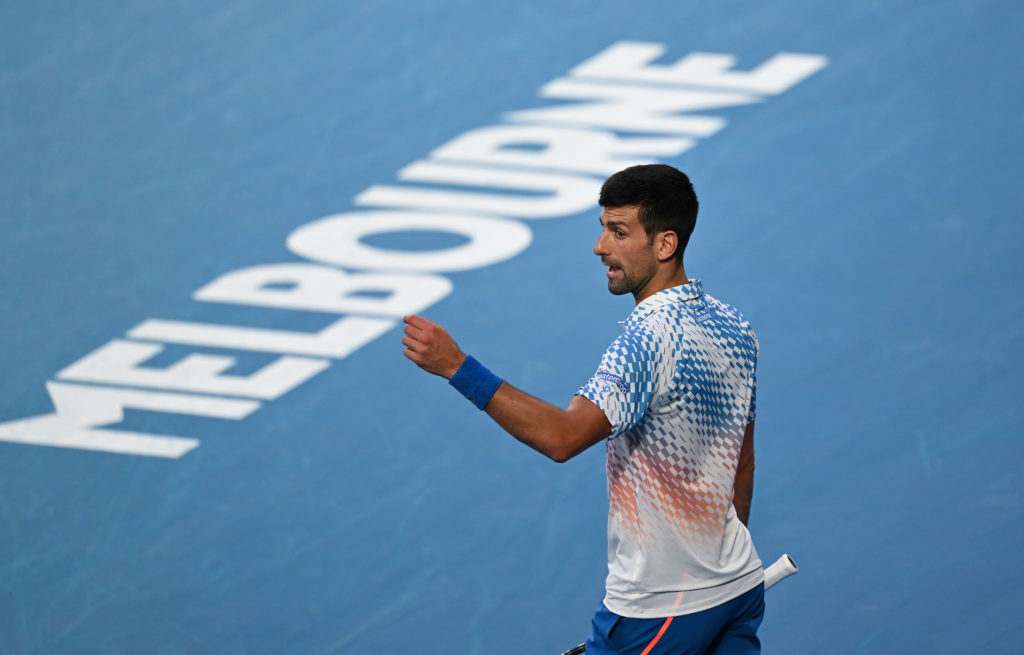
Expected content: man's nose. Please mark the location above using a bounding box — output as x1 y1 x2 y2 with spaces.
594 231 609 256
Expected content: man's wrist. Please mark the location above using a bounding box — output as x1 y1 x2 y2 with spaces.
446 353 467 381
449 355 502 410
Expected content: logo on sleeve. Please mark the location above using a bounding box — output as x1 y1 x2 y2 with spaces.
595 370 628 393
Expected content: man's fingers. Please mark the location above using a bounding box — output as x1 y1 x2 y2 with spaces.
404 350 428 370
402 314 459 378
403 314 435 330
403 322 428 341
404 315 450 347
403 346 435 372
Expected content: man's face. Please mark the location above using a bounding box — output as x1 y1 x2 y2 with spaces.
594 205 658 297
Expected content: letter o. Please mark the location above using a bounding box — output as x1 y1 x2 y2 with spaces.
286 211 533 272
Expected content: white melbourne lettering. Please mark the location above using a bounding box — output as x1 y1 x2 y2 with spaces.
57 340 329 400
195 264 453 317
569 43 828 94
0 41 828 457
355 163 601 219
127 316 396 359
430 125 694 176
286 211 534 271
507 80 756 137
0 382 257 458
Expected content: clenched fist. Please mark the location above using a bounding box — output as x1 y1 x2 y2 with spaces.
402 314 466 379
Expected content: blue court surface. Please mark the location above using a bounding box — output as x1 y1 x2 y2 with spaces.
2 2 1022 653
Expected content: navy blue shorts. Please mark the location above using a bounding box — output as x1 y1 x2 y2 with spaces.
584 584 765 655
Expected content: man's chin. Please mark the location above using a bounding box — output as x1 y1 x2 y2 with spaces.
607 281 632 296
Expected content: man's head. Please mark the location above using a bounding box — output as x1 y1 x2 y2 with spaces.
594 164 698 299
599 164 699 258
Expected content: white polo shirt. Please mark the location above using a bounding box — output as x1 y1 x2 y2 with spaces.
578 280 764 618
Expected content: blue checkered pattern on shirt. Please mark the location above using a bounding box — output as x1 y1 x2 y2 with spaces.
578 279 763 617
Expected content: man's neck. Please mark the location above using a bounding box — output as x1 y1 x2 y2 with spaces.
632 265 688 305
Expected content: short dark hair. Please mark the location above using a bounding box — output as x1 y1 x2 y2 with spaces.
599 164 698 261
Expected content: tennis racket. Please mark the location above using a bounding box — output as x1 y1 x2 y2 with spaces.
558 554 798 655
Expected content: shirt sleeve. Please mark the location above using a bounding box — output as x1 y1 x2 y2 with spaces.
577 327 656 438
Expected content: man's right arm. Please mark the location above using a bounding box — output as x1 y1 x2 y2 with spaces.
483 383 611 462
402 314 612 462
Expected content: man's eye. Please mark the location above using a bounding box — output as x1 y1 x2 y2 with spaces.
615 231 625 238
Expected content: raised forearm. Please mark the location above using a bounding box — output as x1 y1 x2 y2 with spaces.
484 384 608 462
402 314 610 462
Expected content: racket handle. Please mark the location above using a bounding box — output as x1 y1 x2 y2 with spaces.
763 553 798 590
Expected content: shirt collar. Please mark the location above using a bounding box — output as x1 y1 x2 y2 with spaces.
621 279 705 327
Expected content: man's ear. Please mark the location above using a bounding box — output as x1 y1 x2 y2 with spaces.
656 230 679 262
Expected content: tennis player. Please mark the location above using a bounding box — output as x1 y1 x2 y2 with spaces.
403 164 764 654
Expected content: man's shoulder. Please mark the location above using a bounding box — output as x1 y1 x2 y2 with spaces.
704 293 754 328
608 320 659 355
702 294 759 358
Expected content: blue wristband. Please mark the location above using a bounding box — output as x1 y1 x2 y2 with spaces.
449 355 502 410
